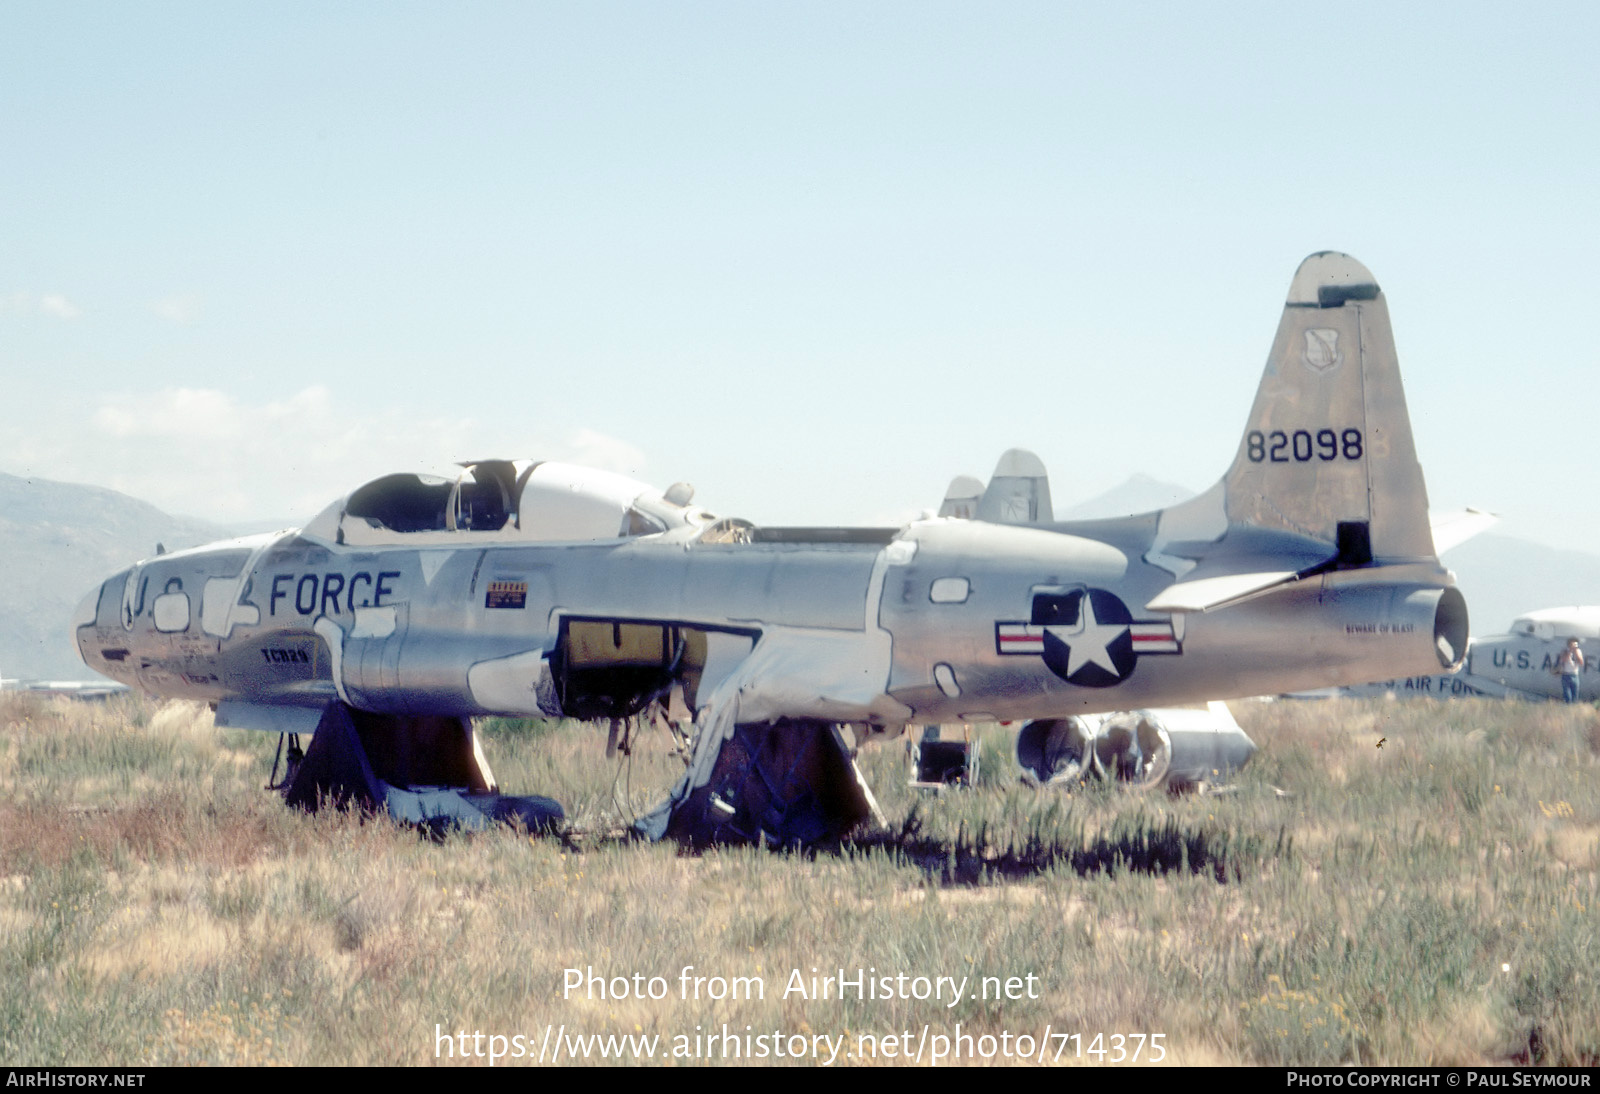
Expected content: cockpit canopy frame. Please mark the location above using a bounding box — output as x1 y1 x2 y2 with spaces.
302 459 704 547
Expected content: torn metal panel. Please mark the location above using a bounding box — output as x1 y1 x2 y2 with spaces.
661 720 880 846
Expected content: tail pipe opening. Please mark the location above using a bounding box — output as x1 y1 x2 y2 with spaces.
1434 586 1469 671
1091 712 1173 788
1015 717 1096 787
1017 713 1175 789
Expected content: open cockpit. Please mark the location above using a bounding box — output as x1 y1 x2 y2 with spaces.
302 459 713 547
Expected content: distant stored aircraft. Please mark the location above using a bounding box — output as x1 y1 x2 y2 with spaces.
1320 606 1599 702
0 676 129 701
73 252 1467 843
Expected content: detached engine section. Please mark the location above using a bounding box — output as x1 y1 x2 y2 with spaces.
1015 702 1257 791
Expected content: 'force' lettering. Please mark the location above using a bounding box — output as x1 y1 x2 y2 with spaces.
267 570 403 616
320 572 345 616
347 572 372 613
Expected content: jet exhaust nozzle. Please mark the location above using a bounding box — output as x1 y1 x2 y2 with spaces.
1015 717 1095 786
1091 712 1173 789
1431 586 1470 671
1018 704 1256 791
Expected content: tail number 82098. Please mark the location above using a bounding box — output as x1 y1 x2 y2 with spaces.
1246 428 1362 463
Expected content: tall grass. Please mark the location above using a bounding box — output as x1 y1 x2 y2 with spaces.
2 693 1595 1065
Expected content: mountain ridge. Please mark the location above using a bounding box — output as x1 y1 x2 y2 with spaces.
0 472 252 680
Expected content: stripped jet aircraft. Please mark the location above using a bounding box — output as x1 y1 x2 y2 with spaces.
74 252 1468 843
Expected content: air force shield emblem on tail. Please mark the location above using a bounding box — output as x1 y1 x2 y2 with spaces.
1302 328 1341 373
996 587 1180 687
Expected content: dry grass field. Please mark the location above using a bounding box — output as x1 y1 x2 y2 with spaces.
2 692 1597 1066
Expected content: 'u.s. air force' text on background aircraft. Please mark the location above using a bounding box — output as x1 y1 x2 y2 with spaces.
73 252 1469 843
1316 606 1600 702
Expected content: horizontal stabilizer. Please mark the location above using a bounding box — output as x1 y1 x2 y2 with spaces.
1429 507 1498 554
1145 570 1299 613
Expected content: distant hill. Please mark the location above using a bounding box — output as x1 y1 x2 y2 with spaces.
1058 474 1196 520
1439 533 1600 636
0 473 250 680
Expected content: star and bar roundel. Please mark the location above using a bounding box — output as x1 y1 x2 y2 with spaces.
995 587 1181 688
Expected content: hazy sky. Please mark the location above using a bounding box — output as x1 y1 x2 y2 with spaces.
3 4 1596 548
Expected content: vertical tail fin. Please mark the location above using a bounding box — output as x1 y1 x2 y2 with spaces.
1220 252 1434 563
976 449 1054 525
938 475 985 519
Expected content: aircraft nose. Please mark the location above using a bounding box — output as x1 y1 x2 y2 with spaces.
72 583 106 671
72 584 102 632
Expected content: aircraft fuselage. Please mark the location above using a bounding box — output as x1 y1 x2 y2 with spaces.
76 515 1461 731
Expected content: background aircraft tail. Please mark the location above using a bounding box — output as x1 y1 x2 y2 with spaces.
976 450 1053 524
1219 251 1435 564
937 475 984 519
